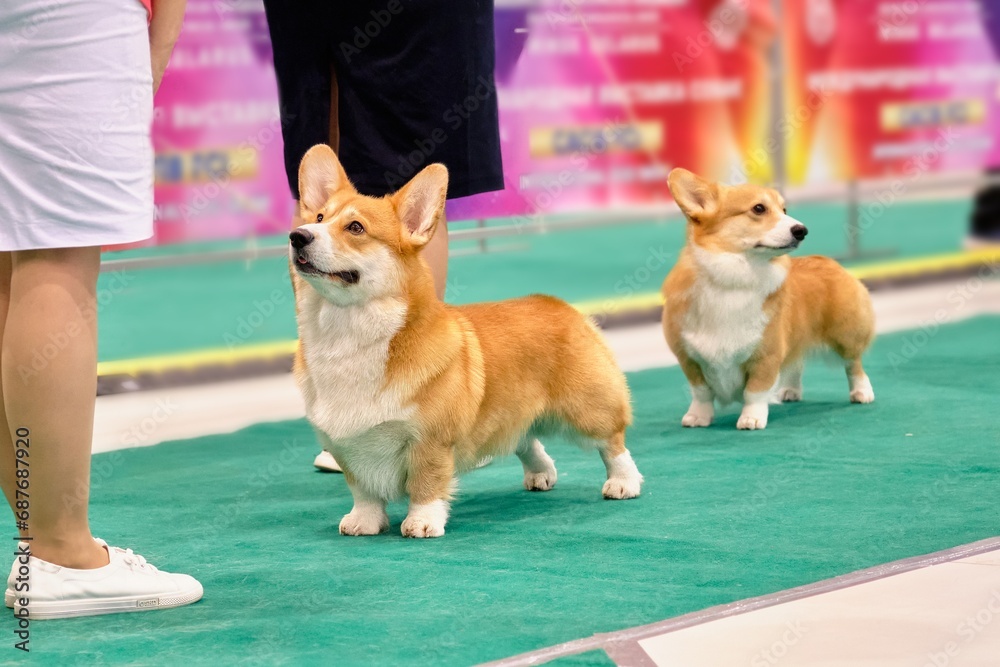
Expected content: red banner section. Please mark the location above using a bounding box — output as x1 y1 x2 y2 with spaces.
784 0 1000 184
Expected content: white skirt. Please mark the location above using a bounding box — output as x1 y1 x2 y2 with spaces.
0 0 154 251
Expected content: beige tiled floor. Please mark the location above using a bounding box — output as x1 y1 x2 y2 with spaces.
639 551 1000 667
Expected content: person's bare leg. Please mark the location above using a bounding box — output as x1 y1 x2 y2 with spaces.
1 247 108 569
0 252 14 511
423 222 449 300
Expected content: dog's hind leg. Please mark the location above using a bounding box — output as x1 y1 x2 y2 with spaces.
845 358 875 404
830 324 875 404
599 432 643 500
827 281 876 404
517 437 558 491
776 358 804 403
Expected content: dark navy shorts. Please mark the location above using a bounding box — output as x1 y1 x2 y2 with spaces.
263 0 503 201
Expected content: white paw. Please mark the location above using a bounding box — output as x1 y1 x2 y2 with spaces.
682 411 713 427
602 476 642 499
682 399 714 427
339 510 388 536
738 398 769 430
401 516 445 539
737 414 768 430
850 387 875 404
778 387 802 403
401 500 448 539
524 469 557 491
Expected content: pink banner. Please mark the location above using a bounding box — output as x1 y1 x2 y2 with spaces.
148 0 293 247
449 0 775 222
784 0 1000 184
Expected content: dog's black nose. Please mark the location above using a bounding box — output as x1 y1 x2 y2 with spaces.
289 228 314 250
790 225 808 241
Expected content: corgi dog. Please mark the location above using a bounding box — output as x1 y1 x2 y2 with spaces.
289 145 642 539
661 169 875 430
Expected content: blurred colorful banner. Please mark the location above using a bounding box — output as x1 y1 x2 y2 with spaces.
147 0 774 243
143 0 1000 247
150 0 293 246
450 0 775 221
784 0 1000 185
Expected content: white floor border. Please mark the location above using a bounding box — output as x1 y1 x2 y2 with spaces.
481 537 1000 667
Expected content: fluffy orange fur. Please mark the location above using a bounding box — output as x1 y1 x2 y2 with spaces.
291 145 640 538
661 168 876 430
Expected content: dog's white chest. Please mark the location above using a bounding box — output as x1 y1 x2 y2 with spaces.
298 296 414 495
681 251 786 404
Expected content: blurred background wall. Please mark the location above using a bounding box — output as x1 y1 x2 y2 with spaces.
95 0 1000 389
144 0 1000 246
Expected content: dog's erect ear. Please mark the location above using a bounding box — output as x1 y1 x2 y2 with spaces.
393 164 449 249
298 144 352 212
668 168 719 223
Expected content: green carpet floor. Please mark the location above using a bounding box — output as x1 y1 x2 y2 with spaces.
97 199 970 362
8 316 997 666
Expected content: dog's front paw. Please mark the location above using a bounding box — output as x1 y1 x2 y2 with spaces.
737 401 769 430
736 414 768 430
850 388 875 404
339 509 388 536
682 399 714 427
524 468 557 491
777 387 802 403
682 411 712 427
401 500 448 539
602 477 642 500
401 516 445 539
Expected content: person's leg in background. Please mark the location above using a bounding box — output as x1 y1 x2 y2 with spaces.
0 254 13 514
423 217 450 300
971 8 1000 245
0 247 108 569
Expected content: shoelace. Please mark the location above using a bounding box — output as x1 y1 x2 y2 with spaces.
118 548 159 573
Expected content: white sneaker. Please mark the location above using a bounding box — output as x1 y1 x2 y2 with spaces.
313 449 342 472
5 540 202 620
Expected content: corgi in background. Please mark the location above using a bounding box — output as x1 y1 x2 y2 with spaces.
289 145 642 539
661 168 875 431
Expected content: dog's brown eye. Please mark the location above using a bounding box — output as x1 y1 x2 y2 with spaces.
316 213 324 222
346 221 364 235
752 204 767 215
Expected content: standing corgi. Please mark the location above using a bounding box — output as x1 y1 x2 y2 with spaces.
661 169 875 430
290 145 642 539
